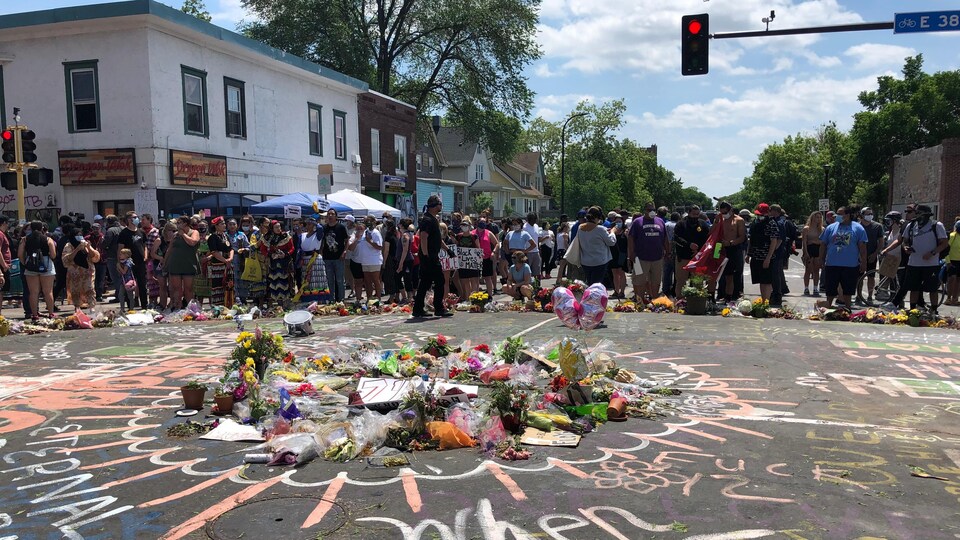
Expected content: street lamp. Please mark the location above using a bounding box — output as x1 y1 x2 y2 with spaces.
560 112 588 217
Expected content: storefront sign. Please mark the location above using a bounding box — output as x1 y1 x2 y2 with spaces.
381 174 409 194
170 150 228 188
58 148 136 185
318 164 333 195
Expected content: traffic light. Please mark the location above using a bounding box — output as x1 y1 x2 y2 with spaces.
1 131 14 163
28 168 53 186
1 171 18 191
682 14 709 76
20 130 37 163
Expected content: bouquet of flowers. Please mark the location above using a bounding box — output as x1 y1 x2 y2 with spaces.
650 296 675 313
751 298 771 318
469 291 490 307
229 327 288 381
613 301 637 313
535 287 553 303
486 382 531 434
422 334 453 357
494 336 526 364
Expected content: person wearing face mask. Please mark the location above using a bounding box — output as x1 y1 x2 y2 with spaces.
746 203 781 303
61 222 100 313
192 220 213 307
505 218 537 269
523 213 542 279
882 204 949 311
321 209 349 303
539 220 555 279
857 207 885 305
672 205 710 299
258 220 295 306
140 214 162 309
474 217 499 294
626 203 665 301
712 201 747 302
454 216 481 297
817 206 867 309
227 218 251 305
344 215 366 302
117 211 148 309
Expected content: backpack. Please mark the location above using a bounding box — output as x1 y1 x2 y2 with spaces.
101 226 121 259
905 220 950 259
23 237 47 273
748 218 767 247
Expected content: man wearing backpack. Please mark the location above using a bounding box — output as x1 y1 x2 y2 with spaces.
881 204 949 312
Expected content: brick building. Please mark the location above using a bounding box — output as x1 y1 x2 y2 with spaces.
889 138 960 222
357 90 417 217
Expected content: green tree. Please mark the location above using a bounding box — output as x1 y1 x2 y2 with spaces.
471 192 494 214
181 0 212 21
677 186 713 210
241 0 541 160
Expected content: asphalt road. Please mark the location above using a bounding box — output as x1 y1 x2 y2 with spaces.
2 308 960 540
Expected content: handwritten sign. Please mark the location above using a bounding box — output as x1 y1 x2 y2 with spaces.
170 150 227 188
439 249 459 271
284 205 301 219
58 148 136 185
455 246 483 272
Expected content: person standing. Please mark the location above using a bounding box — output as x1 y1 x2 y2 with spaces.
117 211 148 309
801 211 824 297
475 217 499 294
226 218 250 305
0 216 11 314
523 213 542 277
454 217 480 298
768 204 793 306
101 215 123 306
746 203 781 303
413 195 452 318
627 202 668 301
882 204 949 312
165 216 200 310
354 216 384 304
673 205 710 299
61 222 100 312
817 206 867 309
259 220 295 306
858 207 885 305
321 209 349 303
712 202 747 302
141 214 161 308
18 221 57 320
87 223 107 302
539 221 555 279
661 211 678 297
297 217 327 303
575 206 617 286
206 217 234 307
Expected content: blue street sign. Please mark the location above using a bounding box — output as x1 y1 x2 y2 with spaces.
895 11 960 34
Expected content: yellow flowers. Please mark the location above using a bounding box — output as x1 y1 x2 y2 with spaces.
243 340 253 349
314 355 333 369
271 370 304 382
243 370 256 384
721 308 731 317
245 358 255 367
236 331 254 343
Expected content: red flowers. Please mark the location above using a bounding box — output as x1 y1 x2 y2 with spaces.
283 352 294 363
437 334 448 346
473 343 490 354
449 367 464 379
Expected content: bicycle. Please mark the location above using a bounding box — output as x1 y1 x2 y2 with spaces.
855 263 946 309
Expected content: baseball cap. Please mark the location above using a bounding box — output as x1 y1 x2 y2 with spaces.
754 203 770 216
577 209 587 218
93 214 104 221
344 215 356 222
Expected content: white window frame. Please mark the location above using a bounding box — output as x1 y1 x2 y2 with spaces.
333 110 347 160
416 153 422 172
429 157 435 173
370 129 381 172
475 163 484 181
395 134 407 175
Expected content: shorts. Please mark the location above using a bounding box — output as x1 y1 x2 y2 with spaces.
482 258 494 277
349 260 363 278
865 252 879 271
632 259 663 288
822 265 859 297
948 261 960 278
749 259 773 285
805 244 820 259
361 264 381 273
905 265 940 293
1 269 9 292
722 246 744 277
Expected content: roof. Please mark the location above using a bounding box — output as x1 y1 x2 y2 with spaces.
493 160 545 198
469 180 515 192
513 152 542 174
367 90 416 111
0 0 368 91
435 127 481 166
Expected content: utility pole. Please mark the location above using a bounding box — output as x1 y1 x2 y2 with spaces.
2 108 40 223
560 112 587 216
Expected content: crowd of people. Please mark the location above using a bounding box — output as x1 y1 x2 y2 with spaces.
0 196 957 322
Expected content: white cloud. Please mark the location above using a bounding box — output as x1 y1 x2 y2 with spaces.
210 0 250 29
535 63 560 78
721 155 743 164
738 126 787 140
844 43 917 71
798 50 842 68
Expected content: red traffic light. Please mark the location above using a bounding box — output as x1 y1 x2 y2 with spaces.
1 131 12 141
688 19 702 35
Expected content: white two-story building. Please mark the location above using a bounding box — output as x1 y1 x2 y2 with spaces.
0 0 367 221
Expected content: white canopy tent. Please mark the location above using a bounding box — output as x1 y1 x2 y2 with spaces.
327 189 404 219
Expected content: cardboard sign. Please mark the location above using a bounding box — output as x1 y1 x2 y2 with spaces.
455 246 483 272
520 427 581 447
356 377 421 408
439 249 459 271
284 205 302 219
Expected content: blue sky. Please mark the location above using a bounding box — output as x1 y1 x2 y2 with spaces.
3 0 959 199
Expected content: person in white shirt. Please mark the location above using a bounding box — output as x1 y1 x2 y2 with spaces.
351 216 383 303
539 222 555 278
523 212 542 278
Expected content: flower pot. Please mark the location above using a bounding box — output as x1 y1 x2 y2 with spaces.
607 397 628 420
180 386 206 410
685 296 708 315
214 395 234 414
500 413 522 434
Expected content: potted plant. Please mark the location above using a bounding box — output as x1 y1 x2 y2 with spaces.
535 287 553 309
681 272 710 315
179 381 208 410
486 382 530 434
213 386 234 414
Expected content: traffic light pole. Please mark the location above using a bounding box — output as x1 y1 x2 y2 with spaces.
4 125 37 223
712 21 894 40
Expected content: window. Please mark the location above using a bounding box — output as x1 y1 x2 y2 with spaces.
416 154 422 172
224 77 246 138
454 191 464 212
333 110 346 160
181 66 208 136
475 163 484 181
428 157 435 173
521 173 531 187
370 129 381 172
395 134 407 174
308 103 322 156
64 60 100 132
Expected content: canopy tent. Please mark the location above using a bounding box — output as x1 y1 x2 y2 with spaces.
326 189 402 219
250 192 350 217
170 193 262 215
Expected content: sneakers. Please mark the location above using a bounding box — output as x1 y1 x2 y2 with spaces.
803 288 810 296
436 311 454 318
812 288 820 297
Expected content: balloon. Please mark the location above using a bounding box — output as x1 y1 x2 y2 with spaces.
558 338 589 381
552 285 608 331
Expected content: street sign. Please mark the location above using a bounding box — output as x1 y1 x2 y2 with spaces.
284 204 301 219
317 164 333 195
818 198 830 212
895 11 960 34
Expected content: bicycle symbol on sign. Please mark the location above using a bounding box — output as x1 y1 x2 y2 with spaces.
899 18 917 28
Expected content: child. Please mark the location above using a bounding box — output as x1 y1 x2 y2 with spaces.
117 248 136 312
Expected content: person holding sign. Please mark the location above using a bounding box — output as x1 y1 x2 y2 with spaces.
455 217 481 297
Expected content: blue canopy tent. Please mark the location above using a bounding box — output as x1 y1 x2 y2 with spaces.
170 193 262 216
249 192 349 217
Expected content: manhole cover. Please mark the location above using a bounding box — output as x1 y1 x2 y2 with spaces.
206 496 347 539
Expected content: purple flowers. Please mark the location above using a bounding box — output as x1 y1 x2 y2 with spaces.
466 357 483 372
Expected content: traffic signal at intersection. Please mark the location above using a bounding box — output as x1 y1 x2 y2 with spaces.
682 14 710 76
1 130 15 163
20 130 37 163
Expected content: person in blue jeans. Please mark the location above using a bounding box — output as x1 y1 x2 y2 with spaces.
818 206 867 309
321 209 349 303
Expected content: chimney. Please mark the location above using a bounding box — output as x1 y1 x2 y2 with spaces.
432 115 441 135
